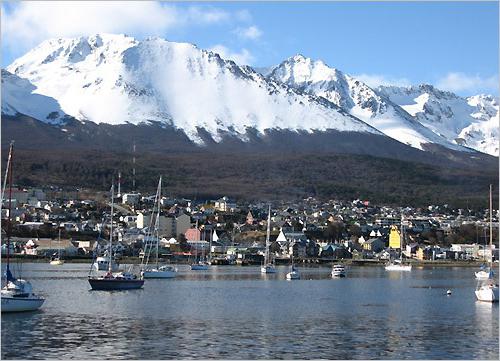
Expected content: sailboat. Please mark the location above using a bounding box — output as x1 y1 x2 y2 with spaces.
475 185 499 302
475 227 494 280
88 184 144 290
385 214 412 272
1 142 45 312
141 177 177 279
50 228 65 265
261 205 276 274
286 253 300 280
191 224 210 270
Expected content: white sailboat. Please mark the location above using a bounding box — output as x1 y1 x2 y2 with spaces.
261 205 276 274
142 177 177 279
1 142 45 312
286 254 300 280
385 213 412 272
475 185 499 302
475 226 494 280
49 228 65 265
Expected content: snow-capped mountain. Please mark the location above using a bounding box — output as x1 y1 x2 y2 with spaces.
1 69 67 124
378 85 499 156
4 34 378 144
266 55 468 152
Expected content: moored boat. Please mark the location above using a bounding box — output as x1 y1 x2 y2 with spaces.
141 177 177 279
1 142 45 312
88 184 144 290
261 205 276 274
331 264 346 278
475 185 498 303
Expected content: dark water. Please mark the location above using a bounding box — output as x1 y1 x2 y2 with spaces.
1 263 498 359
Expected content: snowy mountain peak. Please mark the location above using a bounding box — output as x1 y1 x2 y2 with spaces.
4 34 379 144
379 85 499 155
268 55 468 152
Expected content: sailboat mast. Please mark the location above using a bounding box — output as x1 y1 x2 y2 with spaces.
108 184 114 273
266 205 271 264
156 177 161 268
400 212 404 261
489 184 493 268
5 142 14 283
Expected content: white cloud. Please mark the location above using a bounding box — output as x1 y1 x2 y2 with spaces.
234 26 263 40
436 72 498 95
1 1 232 54
209 45 254 65
353 73 411 88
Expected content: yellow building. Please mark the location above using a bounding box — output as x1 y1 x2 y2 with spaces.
389 225 401 249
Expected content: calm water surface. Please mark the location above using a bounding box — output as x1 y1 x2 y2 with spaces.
1 263 498 359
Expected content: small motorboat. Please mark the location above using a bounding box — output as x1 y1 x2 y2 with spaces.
142 265 177 279
331 264 346 278
475 282 499 302
191 261 209 271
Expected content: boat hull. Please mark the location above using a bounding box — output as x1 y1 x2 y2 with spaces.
88 278 144 290
475 285 499 302
286 271 300 280
142 270 176 279
50 260 64 265
261 265 276 274
1 296 45 313
331 272 346 278
191 264 209 270
385 264 412 271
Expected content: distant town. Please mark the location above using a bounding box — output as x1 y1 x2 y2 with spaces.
1 186 498 265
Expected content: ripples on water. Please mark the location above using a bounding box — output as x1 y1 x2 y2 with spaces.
1 264 499 359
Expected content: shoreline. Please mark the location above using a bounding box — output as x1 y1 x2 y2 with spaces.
2 255 493 268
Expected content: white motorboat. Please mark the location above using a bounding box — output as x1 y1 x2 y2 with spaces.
191 261 210 271
475 282 499 302
1 142 45 312
331 264 346 278
94 254 120 272
49 257 64 266
385 259 412 272
261 205 276 274
142 265 177 279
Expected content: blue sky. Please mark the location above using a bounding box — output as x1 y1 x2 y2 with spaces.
1 1 498 95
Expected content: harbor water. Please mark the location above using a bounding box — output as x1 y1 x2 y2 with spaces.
1 263 499 359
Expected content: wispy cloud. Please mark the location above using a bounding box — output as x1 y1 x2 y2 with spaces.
234 26 263 40
436 72 498 95
353 73 411 88
209 45 254 65
1 1 234 55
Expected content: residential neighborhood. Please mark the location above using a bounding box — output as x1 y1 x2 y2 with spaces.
2 186 498 265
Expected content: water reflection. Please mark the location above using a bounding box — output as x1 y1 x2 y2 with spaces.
1 264 499 359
